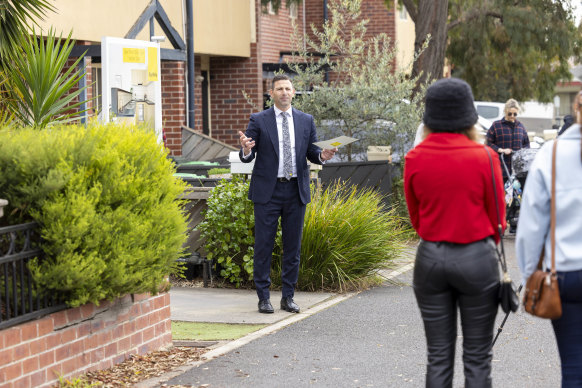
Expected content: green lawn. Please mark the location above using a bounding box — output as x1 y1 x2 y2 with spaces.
172 321 267 341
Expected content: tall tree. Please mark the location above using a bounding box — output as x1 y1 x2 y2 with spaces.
398 0 448 92
393 0 582 102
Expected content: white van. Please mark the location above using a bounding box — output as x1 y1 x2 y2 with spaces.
474 101 554 133
474 101 505 122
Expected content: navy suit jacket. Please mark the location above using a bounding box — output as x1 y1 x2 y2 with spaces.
239 107 322 205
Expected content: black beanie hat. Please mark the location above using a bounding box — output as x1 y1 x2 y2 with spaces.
423 77 478 132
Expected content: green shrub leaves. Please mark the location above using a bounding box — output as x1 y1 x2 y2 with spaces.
197 176 256 287
199 177 409 291
0 124 188 307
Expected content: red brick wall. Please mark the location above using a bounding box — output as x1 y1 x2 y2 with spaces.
61 54 95 121
209 48 262 147
361 0 395 40
161 61 187 156
304 0 395 40
259 2 305 64
305 0 324 31
0 292 171 388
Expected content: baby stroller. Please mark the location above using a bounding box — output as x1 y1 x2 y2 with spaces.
501 148 539 233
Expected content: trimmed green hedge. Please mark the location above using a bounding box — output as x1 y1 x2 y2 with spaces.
0 124 188 307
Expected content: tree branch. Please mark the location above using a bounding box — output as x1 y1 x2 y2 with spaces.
448 10 502 31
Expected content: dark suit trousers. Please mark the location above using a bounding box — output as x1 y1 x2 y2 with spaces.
413 238 499 388
253 180 306 301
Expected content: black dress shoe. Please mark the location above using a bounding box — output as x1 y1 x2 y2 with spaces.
258 299 274 314
280 297 300 313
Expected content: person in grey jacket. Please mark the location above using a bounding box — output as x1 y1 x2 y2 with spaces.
516 114 582 387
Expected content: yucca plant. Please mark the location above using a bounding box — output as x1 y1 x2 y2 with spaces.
272 181 411 292
2 28 90 128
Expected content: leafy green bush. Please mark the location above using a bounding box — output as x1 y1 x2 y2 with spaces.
271 181 410 292
0 123 188 307
196 175 258 287
199 177 408 291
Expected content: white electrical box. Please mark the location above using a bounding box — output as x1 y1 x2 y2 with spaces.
229 151 255 174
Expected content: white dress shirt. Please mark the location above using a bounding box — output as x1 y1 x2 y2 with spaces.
273 105 297 178
242 106 325 169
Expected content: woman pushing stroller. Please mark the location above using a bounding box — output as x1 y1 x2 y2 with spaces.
485 99 530 233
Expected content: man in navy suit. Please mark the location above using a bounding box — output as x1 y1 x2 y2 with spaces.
239 75 336 314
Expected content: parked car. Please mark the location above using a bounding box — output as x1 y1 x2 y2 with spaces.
474 101 505 122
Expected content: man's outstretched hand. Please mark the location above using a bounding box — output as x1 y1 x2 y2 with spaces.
239 131 255 156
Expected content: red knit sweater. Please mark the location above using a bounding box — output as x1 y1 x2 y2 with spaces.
404 133 506 244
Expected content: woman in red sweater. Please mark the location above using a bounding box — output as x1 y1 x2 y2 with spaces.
404 78 506 388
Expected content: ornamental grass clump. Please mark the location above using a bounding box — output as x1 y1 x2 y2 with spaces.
277 181 410 292
0 123 188 307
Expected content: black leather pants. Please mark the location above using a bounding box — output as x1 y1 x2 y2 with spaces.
413 238 500 388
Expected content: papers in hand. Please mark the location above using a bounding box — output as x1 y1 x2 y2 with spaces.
313 136 359 149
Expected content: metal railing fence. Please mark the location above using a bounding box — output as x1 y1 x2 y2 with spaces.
0 222 66 330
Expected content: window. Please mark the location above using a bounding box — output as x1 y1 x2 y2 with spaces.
289 2 298 19
91 65 102 115
267 1 275 15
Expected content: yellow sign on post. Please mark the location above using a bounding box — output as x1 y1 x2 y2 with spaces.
148 47 159 82
122 48 145 63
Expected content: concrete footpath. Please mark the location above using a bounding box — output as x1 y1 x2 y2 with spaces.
139 238 561 387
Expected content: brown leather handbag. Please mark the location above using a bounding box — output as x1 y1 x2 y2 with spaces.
522 140 562 320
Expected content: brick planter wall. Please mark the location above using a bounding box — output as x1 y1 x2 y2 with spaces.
0 292 171 388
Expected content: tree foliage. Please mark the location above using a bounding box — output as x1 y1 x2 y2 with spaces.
287 0 427 161
394 0 582 102
447 0 582 102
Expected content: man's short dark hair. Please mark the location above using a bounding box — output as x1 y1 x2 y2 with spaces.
271 74 292 88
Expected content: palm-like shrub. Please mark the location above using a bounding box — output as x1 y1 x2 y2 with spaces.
2 28 89 128
271 182 410 292
0 0 55 61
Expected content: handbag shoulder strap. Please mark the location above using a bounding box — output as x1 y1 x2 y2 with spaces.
550 139 557 274
483 145 507 271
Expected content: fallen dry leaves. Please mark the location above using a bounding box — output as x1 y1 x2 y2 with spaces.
73 346 209 387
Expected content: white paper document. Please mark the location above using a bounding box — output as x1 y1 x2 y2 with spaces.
313 136 359 149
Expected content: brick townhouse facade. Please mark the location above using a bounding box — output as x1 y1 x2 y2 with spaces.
58 0 401 157
205 0 398 152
